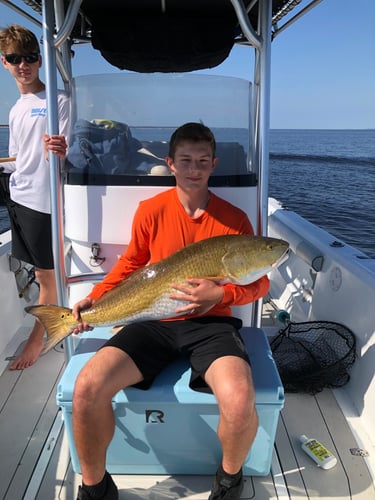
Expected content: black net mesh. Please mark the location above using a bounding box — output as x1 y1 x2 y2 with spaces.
270 321 356 394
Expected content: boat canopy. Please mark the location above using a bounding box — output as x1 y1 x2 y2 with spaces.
18 0 306 72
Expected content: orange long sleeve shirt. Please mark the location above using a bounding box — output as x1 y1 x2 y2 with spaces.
88 188 269 318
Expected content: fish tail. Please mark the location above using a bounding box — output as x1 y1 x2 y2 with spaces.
24 304 77 354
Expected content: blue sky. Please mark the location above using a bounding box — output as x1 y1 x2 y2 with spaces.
0 0 374 128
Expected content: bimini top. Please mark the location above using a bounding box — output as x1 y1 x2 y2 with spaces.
22 0 302 72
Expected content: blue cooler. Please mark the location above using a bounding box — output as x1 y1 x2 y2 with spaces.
57 326 284 476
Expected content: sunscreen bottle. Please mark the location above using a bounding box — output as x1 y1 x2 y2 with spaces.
300 435 337 470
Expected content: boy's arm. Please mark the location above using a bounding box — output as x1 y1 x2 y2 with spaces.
221 275 270 306
44 93 71 159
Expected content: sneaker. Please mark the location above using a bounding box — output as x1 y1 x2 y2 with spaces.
76 472 119 500
208 473 244 500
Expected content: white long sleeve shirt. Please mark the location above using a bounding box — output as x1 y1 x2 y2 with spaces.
8 89 70 213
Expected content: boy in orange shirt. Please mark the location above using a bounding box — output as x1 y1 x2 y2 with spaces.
72 122 269 500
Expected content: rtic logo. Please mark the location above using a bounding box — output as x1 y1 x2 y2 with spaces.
145 409 165 423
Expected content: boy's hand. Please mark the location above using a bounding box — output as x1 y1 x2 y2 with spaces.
170 278 224 316
72 297 94 333
44 134 68 159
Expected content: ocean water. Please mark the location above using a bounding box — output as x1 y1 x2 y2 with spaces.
1 128 374 258
268 129 375 258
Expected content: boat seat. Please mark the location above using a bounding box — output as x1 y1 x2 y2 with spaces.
57 326 284 476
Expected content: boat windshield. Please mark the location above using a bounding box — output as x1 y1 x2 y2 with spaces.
65 73 255 187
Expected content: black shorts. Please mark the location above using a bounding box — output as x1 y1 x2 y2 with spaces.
0 172 11 207
8 200 54 269
103 316 249 392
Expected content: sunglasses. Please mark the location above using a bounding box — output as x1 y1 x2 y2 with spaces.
4 53 40 65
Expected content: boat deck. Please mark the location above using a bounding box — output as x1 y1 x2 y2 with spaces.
1 328 374 500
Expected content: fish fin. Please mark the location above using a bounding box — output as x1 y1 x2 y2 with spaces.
25 304 76 354
222 253 251 283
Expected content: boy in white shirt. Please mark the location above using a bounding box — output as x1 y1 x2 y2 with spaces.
0 24 70 369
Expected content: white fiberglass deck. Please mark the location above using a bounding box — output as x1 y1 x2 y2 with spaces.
0 325 374 500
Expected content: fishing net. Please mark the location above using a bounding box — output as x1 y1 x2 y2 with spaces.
270 321 356 394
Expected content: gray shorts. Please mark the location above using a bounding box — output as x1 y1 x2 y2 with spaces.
103 316 249 392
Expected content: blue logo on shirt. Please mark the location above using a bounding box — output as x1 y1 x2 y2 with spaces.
31 107 47 117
